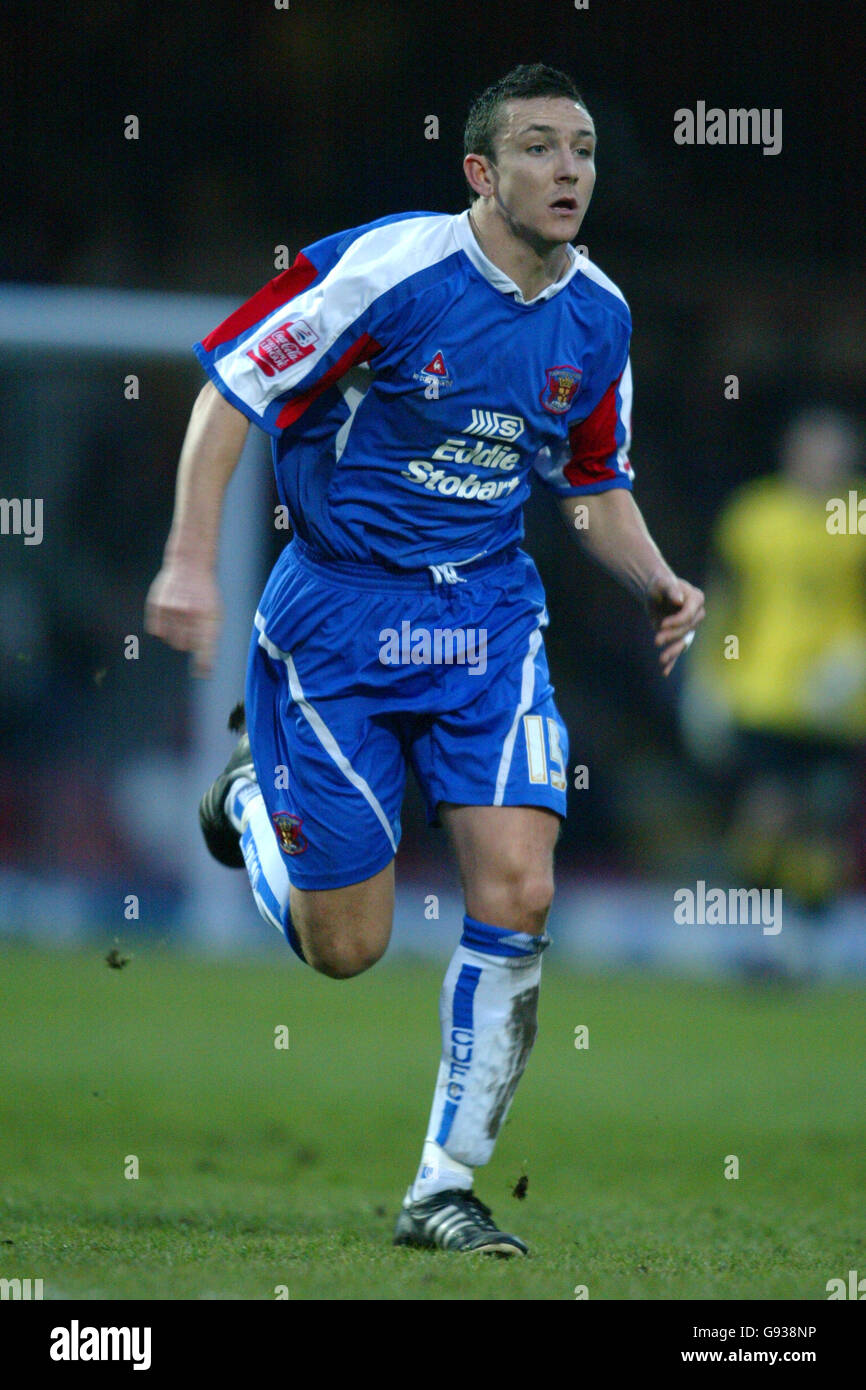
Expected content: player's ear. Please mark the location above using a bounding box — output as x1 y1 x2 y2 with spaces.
463 153 494 201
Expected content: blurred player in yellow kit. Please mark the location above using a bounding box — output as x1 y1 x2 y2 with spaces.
683 406 866 910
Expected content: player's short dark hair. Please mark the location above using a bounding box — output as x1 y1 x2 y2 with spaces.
463 63 587 205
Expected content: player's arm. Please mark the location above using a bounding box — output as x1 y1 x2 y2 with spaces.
146 224 409 674
558 489 705 677
145 381 250 676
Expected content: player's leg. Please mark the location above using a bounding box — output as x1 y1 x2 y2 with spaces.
203 540 412 976
228 696 401 976
410 805 557 1185
439 802 559 934
288 862 395 978
202 728 396 976
393 806 559 1256
395 551 566 1253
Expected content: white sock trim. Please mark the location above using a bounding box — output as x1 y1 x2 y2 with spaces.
226 777 258 832
237 790 291 934
411 1139 473 1201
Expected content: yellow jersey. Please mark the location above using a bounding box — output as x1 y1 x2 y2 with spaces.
697 476 866 740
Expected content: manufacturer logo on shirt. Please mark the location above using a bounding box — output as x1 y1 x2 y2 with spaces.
246 320 318 376
413 348 454 396
423 350 448 377
540 365 582 414
463 409 525 442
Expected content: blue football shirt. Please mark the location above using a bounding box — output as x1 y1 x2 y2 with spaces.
194 209 634 569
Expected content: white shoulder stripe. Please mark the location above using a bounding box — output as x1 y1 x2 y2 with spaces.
575 251 629 308
216 215 458 416
328 213 458 286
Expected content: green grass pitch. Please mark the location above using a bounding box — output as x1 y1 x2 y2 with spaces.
0 939 863 1300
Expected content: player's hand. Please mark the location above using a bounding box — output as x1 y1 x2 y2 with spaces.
144 561 223 677
645 570 705 678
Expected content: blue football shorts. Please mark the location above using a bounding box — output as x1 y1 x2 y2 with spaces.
244 535 569 890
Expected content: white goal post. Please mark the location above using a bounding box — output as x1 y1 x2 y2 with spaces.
0 282 270 945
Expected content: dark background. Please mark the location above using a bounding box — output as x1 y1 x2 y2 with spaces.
1 0 864 905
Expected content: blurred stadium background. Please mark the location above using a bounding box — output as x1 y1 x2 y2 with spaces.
1 0 863 976
2 0 866 1305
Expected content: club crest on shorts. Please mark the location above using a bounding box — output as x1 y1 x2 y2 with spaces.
272 812 308 855
540 365 582 414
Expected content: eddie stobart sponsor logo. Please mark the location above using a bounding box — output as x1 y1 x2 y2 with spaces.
50 1320 152 1371
402 461 521 501
401 436 522 501
463 409 525 442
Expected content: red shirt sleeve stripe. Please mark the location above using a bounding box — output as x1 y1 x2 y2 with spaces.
200 253 319 353
274 333 381 430
563 374 624 487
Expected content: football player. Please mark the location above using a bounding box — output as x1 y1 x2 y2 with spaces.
146 63 705 1255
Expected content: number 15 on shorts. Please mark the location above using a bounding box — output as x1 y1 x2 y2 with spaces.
523 714 567 792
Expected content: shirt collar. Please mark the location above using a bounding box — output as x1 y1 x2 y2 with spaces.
453 208 580 305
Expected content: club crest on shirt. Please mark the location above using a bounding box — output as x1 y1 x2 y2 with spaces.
272 812 308 855
540 365 582 414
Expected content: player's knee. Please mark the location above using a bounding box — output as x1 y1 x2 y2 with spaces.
305 933 387 979
512 870 555 929
473 865 555 933
294 904 390 979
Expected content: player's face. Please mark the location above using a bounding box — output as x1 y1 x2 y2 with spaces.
485 97 596 248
